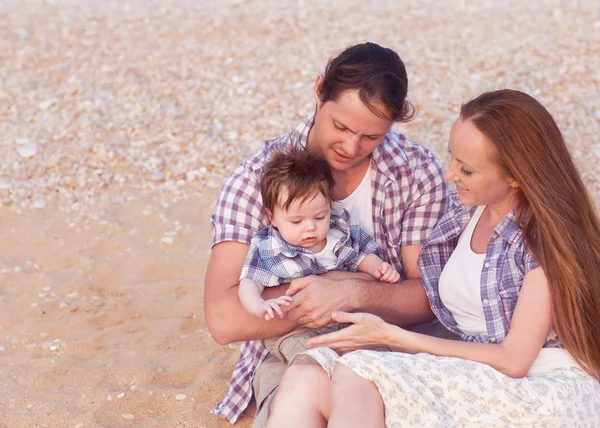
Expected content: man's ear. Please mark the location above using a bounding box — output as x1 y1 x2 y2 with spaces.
313 75 324 108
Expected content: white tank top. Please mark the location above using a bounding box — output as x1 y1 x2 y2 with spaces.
439 206 487 335
332 161 374 238
439 206 579 376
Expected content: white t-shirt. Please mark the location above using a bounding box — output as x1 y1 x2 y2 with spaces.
332 162 374 238
439 205 579 375
313 228 346 270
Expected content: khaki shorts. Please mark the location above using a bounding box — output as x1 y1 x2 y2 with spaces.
264 323 344 365
251 319 458 428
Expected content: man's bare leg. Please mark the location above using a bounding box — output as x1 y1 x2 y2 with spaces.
328 363 385 428
266 363 331 428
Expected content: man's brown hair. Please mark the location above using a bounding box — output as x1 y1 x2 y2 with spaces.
319 42 415 122
261 147 334 216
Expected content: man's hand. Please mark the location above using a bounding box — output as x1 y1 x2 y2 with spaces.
285 275 356 328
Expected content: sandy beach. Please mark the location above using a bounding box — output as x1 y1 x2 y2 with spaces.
1 0 599 426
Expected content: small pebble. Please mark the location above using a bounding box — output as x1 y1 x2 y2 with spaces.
17 144 38 158
0 345 6 352
161 236 174 245
117 392 125 399
30 302 39 307
33 199 47 209
122 413 135 420
151 171 166 182
175 393 187 400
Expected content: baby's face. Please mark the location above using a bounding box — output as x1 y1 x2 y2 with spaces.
270 191 331 251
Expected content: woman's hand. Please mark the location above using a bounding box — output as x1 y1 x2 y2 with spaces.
305 311 413 354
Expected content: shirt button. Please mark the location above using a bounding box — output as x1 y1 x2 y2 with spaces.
483 298 490 305
490 336 497 342
484 262 490 268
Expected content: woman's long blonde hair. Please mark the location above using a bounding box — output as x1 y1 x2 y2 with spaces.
461 89 600 380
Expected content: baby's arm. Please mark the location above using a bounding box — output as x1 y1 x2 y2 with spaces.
239 279 293 320
358 254 400 283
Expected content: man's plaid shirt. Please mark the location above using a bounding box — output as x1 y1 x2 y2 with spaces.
418 195 560 347
211 117 447 423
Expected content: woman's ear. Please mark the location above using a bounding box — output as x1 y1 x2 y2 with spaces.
509 179 520 190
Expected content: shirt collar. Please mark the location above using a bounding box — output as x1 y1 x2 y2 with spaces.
424 193 523 246
370 130 410 178
265 210 352 258
493 208 522 245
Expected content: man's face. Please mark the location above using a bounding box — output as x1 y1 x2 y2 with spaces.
308 78 393 174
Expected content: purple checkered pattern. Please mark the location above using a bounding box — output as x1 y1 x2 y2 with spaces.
241 209 379 287
418 195 560 347
211 117 447 423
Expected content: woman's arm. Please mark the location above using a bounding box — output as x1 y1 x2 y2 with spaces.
308 267 552 378
399 267 551 377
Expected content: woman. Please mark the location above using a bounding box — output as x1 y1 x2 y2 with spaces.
267 89 600 427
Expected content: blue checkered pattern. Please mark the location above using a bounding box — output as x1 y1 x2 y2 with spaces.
240 210 379 287
418 195 560 347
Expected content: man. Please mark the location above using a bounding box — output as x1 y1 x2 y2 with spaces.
205 42 449 427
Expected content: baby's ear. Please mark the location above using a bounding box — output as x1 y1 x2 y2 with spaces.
266 209 275 224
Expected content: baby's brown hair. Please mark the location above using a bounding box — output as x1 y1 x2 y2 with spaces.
261 147 334 216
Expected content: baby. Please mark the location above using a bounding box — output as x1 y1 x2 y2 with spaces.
238 147 399 364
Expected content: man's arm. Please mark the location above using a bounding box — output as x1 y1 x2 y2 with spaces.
285 244 434 328
204 241 298 344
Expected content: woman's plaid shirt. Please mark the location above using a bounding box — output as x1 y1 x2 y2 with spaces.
418 196 560 347
211 117 447 423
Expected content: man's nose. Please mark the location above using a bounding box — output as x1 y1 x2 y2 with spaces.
343 134 361 157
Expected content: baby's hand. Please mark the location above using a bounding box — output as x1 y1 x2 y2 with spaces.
256 296 293 320
374 262 400 283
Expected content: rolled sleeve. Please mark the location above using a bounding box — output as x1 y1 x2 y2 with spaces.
211 164 267 247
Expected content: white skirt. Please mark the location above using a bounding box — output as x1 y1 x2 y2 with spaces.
298 347 600 427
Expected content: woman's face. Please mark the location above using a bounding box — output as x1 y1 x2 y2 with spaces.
444 118 517 209
307 76 393 174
